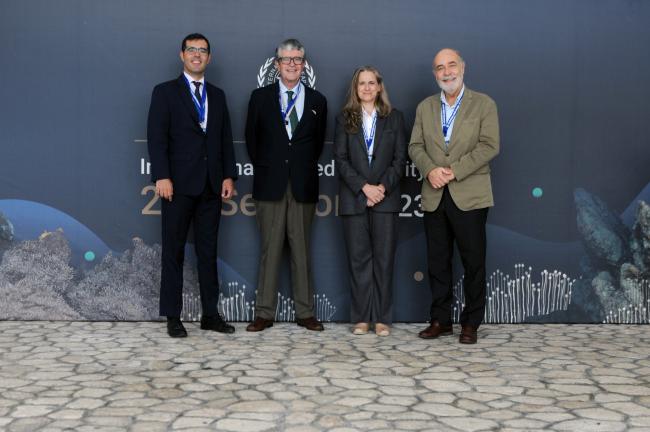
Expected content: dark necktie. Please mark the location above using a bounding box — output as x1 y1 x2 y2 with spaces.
286 90 299 134
192 81 202 102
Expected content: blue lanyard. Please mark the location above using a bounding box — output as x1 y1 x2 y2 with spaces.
280 84 302 122
441 93 463 140
362 111 377 162
184 76 207 124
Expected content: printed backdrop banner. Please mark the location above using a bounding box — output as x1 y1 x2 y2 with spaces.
1 0 649 323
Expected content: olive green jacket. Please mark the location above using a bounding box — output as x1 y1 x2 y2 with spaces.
408 87 499 211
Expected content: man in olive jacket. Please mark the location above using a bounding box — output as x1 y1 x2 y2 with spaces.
408 48 499 344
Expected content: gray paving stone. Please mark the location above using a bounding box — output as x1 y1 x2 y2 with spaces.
43 419 84 430
171 416 213 428
439 416 499 431
214 418 273 431
11 405 55 418
413 402 467 416
228 400 285 412
66 398 105 409
420 379 472 392
575 407 625 421
285 411 317 424
603 384 650 396
552 419 627 431
334 397 372 407
46 409 84 420
481 409 521 420
629 417 650 427
504 418 549 429
7 417 52 432
285 426 321 432
130 422 169 432
1 322 650 431
343 411 374 421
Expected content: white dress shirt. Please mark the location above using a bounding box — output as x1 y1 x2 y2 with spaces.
184 72 208 131
279 80 305 139
440 85 465 146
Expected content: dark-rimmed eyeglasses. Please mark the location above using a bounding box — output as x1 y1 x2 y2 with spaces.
277 56 304 65
185 47 209 55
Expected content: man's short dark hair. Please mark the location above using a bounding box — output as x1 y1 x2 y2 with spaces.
182 33 210 54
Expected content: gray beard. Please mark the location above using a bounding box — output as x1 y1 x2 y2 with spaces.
437 78 462 96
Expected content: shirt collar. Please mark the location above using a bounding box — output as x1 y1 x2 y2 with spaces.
362 107 377 119
440 85 465 108
279 79 302 95
184 72 205 87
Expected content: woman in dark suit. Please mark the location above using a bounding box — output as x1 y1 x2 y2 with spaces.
333 66 407 336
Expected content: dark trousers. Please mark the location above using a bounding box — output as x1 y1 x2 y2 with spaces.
342 210 397 325
159 181 221 317
423 187 488 327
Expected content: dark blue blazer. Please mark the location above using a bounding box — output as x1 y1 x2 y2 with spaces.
147 75 237 195
245 82 327 203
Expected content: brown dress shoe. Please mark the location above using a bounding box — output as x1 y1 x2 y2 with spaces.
296 316 324 331
418 321 453 339
459 325 478 344
246 317 274 332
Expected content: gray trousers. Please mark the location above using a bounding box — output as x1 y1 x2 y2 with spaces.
254 186 316 320
342 210 398 324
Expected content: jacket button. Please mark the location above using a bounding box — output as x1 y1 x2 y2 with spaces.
285 160 289 163
288 142 292 146
204 156 208 160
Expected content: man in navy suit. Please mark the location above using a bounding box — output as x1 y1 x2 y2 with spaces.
147 33 237 337
245 39 328 332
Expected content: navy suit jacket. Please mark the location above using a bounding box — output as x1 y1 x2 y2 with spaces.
147 75 237 195
245 82 327 203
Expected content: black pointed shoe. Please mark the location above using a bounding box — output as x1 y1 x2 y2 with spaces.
166 317 188 338
200 315 235 334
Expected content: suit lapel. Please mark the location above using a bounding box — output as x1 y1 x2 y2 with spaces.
429 96 446 151
271 82 290 140
291 84 310 138
177 75 200 124
449 88 472 148
373 115 386 154
356 128 367 156
205 84 217 136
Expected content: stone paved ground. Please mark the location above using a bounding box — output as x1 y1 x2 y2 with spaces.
0 322 649 431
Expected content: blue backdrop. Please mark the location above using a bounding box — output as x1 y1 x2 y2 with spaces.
1 0 649 323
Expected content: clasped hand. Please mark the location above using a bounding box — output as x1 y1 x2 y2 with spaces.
363 184 386 207
427 167 455 189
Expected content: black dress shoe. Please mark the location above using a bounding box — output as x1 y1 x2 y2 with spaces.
200 315 235 334
166 317 187 338
296 316 324 331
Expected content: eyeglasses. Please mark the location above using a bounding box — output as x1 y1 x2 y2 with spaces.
277 56 304 65
185 47 209 55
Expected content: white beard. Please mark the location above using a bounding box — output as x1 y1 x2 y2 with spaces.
437 75 463 96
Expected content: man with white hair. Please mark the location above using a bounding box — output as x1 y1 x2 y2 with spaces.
245 38 328 332
409 48 500 344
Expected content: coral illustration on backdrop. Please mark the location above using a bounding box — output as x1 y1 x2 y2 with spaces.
0 209 337 322
573 188 650 323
